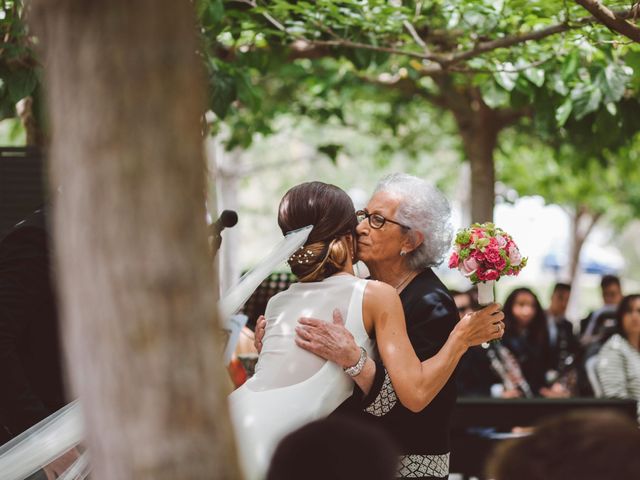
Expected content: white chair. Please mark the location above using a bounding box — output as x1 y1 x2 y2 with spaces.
585 355 604 397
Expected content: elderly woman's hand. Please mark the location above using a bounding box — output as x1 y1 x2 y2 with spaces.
295 309 362 368
452 303 505 349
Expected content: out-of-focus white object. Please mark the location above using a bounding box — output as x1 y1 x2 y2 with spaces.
218 225 312 323
0 401 83 480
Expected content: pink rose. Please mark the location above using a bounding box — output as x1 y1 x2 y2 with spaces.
495 235 507 248
449 252 460 269
460 256 479 276
508 246 522 266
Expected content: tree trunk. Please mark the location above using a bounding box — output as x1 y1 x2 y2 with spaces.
29 1 241 479
16 90 46 148
568 205 602 288
435 80 519 224
565 205 602 321
454 109 499 223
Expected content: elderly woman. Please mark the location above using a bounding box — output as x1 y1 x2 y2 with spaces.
596 294 640 418
255 173 498 479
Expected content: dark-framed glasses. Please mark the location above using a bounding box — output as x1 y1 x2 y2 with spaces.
355 209 411 230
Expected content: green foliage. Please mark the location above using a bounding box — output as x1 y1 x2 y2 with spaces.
191 0 640 165
0 1 40 121
496 129 640 228
1 0 640 222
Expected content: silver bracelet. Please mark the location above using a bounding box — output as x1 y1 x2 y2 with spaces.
343 346 368 377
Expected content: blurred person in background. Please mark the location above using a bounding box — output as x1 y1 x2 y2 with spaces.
577 275 624 396
580 275 623 346
455 289 533 398
486 410 640 480
596 294 640 419
266 416 398 480
451 289 474 318
545 283 579 395
502 288 569 397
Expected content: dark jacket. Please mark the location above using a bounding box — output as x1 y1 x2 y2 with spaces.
0 210 66 442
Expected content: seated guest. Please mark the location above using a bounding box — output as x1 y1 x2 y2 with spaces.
596 294 640 418
486 410 640 480
545 283 580 393
455 289 532 398
580 275 623 346
266 416 398 480
502 288 568 397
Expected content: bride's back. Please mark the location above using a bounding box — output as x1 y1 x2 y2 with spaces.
245 274 364 391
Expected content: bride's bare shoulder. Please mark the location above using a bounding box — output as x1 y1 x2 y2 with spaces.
364 279 398 304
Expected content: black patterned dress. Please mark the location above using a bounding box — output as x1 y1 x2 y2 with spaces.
333 268 459 479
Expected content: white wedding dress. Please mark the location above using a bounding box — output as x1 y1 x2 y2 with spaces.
229 274 374 480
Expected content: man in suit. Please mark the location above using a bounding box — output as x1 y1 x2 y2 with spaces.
0 209 77 477
546 283 579 372
580 275 623 345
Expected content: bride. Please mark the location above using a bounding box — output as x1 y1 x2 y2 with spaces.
229 181 503 479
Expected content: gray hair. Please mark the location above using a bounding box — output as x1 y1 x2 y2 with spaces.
374 173 453 270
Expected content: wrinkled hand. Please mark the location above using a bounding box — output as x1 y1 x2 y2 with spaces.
295 309 361 368
254 315 266 353
43 447 80 479
454 303 505 348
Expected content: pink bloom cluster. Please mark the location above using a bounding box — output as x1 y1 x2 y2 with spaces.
448 223 526 284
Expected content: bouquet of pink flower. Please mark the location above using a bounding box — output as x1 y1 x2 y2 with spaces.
448 222 526 305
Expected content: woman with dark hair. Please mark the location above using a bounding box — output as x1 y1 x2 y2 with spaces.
596 294 640 418
501 288 557 396
229 181 503 479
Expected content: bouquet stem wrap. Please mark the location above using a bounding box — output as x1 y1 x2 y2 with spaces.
477 280 495 306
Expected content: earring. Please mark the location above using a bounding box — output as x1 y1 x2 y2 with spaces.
400 251 407 257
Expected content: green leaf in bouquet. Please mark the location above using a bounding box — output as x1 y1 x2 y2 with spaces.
456 231 471 245
476 238 490 249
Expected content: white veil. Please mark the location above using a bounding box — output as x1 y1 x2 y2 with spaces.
0 225 313 479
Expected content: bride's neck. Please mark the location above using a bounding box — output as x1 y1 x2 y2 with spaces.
332 260 355 276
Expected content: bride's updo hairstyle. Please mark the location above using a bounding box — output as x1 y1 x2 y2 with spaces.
278 182 357 282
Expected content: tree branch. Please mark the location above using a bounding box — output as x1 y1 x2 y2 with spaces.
226 3 636 67
303 38 437 61
574 0 640 43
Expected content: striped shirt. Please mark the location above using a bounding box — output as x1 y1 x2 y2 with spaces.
596 334 640 418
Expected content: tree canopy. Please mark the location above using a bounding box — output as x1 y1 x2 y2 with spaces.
2 0 640 222
195 0 640 220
